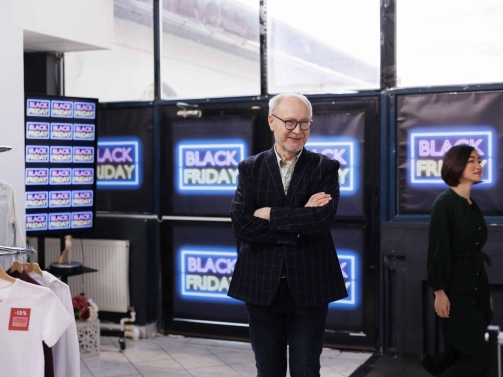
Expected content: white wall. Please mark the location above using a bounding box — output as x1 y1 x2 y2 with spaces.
0 0 26 236
23 0 113 51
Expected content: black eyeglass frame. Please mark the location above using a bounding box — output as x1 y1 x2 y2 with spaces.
271 114 313 130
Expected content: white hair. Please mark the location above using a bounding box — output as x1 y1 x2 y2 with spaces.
268 93 312 118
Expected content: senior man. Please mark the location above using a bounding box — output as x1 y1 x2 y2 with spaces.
229 93 347 377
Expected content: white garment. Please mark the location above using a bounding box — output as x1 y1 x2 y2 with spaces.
30 271 80 377
0 279 73 377
0 179 25 247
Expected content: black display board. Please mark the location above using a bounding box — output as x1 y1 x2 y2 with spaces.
24 94 97 235
167 222 366 334
170 222 248 325
327 225 366 334
397 91 503 215
95 106 154 213
168 115 254 216
306 111 366 217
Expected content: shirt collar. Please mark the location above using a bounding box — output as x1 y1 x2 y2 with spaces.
274 145 302 166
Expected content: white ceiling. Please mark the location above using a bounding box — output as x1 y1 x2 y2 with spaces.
24 30 104 53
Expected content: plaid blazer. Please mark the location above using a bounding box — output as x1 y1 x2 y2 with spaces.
228 147 348 307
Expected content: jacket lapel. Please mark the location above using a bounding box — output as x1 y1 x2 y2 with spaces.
285 148 309 207
265 147 286 204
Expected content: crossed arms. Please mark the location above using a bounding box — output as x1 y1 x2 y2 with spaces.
230 159 340 246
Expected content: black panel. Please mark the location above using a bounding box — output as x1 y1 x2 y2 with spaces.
380 222 503 355
96 106 154 213
397 91 503 215
162 104 258 217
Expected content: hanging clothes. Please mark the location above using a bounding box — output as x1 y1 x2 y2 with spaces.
0 180 24 247
30 270 80 377
0 279 72 377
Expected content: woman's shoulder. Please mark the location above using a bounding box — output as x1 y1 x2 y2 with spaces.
431 190 457 211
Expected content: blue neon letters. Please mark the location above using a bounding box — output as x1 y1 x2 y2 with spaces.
305 137 359 194
97 139 141 188
176 140 247 193
408 128 496 186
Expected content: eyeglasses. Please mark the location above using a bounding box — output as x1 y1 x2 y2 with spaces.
271 114 312 130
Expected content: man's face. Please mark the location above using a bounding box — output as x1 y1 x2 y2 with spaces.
268 96 311 161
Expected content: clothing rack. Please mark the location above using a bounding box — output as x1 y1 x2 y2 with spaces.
0 246 37 256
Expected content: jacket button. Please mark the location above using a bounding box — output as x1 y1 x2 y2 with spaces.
475 242 479 245
278 255 283 260
477 272 480 276
472 301 476 304
478 227 482 230
474 287 478 291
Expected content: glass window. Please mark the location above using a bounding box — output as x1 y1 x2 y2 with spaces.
161 0 261 99
397 0 503 87
267 0 380 94
65 0 154 102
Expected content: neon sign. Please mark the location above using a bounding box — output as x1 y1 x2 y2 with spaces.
26 99 50 117
176 140 247 193
51 100 73 118
305 137 359 195
49 191 71 208
25 192 48 209
72 169 94 185
72 191 93 207
26 146 49 163
74 102 96 119
328 250 360 309
408 128 496 186
73 147 94 163
26 123 49 139
50 146 72 163
49 213 70 230
50 123 72 140
71 212 93 228
97 139 141 188
50 168 72 185
26 214 48 231
73 124 95 140
179 248 237 300
26 169 48 185
179 247 359 308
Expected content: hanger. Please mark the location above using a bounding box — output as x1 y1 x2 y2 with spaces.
9 261 24 274
0 265 16 284
23 263 43 275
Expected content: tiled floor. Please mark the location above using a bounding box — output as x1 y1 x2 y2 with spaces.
80 335 372 377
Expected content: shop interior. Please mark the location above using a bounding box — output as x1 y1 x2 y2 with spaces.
2 0 503 376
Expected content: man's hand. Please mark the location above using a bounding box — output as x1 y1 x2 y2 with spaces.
434 290 450 318
254 207 271 221
305 192 332 208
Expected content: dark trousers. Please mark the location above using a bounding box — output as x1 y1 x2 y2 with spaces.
246 279 329 377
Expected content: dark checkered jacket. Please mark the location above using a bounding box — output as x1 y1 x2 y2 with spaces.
228 147 348 307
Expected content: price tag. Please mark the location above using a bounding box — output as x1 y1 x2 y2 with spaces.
8 308 31 331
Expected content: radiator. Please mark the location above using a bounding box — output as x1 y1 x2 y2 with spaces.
44 238 130 313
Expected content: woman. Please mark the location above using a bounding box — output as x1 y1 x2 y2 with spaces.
421 144 493 376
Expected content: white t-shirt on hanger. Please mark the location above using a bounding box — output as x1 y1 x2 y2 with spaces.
0 279 73 377
0 179 25 247
30 271 80 377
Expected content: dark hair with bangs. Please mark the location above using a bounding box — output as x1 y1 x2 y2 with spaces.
441 144 475 187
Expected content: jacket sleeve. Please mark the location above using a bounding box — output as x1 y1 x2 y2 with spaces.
268 158 340 235
230 160 298 246
427 197 452 292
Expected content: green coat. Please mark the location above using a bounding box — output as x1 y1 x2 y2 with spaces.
426 189 493 376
